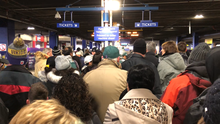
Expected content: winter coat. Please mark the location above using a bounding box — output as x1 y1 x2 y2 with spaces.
34 51 49 78
121 54 162 98
157 53 186 92
160 61 212 124
83 59 127 122
179 52 189 66
104 89 173 124
145 52 159 67
0 65 41 120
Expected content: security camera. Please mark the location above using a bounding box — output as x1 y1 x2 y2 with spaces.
55 12 61 20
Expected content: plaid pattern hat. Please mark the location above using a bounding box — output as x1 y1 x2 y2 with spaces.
6 37 27 65
52 46 61 56
103 46 120 59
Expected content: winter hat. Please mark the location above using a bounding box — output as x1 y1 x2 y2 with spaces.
55 56 71 71
46 56 56 68
52 46 61 56
133 38 146 55
6 37 27 65
188 43 211 64
203 78 220 124
92 47 97 52
84 55 93 64
103 46 120 59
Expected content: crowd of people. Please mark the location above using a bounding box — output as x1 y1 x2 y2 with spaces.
0 37 220 124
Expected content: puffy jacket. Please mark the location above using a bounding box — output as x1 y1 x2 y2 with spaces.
157 53 186 92
34 51 49 78
0 65 41 120
104 89 173 124
179 52 189 66
83 59 127 122
160 68 211 124
122 54 162 98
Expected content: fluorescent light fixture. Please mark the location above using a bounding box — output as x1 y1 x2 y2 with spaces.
91 34 94 37
131 34 139 37
106 0 120 10
194 14 204 19
127 32 131 34
117 23 120 26
132 32 137 34
27 27 35 30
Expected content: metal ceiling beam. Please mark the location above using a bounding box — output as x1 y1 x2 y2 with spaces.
56 6 159 11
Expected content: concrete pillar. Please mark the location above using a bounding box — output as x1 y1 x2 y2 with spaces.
49 31 58 49
89 41 93 49
82 40 87 50
71 37 76 50
176 36 181 45
193 33 199 49
159 40 165 51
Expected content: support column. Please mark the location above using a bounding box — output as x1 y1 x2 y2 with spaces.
0 18 15 55
49 31 58 49
89 41 93 49
159 40 165 51
176 36 181 45
82 40 87 50
97 43 100 50
193 33 199 49
71 37 77 50
95 43 98 48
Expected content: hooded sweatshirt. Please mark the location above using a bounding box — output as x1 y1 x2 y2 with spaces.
34 51 49 78
160 60 212 124
157 53 186 92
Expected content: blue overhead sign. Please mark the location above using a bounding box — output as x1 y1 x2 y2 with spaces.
135 20 158 28
57 21 79 28
94 27 119 41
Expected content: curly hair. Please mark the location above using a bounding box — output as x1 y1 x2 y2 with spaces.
53 70 93 122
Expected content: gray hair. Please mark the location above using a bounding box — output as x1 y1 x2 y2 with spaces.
146 41 156 53
42 48 52 54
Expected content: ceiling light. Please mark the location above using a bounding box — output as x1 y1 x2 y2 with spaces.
131 34 139 37
117 23 120 27
55 12 61 19
127 32 131 34
106 0 120 11
194 14 204 19
27 27 35 30
132 32 137 34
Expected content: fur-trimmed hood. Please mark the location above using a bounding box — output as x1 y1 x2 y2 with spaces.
35 51 49 62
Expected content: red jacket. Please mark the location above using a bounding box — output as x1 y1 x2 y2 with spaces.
160 71 212 124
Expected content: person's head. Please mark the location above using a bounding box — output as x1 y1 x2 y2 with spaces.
206 47 220 84
84 55 93 66
178 41 187 53
6 37 28 66
127 65 155 92
52 46 61 56
188 42 211 64
133 38 146 56
76 51 81 57
146 41 156 54
93 52 102 65
46 56 56 69
203 79 220 124
42 48 52 57
10 99 83 124
26 82 48 104
53 71 93 122
103 46 120 62
161 41 178 55
92 47 97 55
122 52 127 60
63 47 73 56
77 47 81 52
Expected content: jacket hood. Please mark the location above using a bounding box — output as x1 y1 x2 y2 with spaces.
186 60 209 78
161 53 186 70
184 73 212 90
46 69 62 84
206 47 220 84
98 59 121 68
35 51 48 62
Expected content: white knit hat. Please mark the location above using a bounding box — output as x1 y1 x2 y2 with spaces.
55 56 71 71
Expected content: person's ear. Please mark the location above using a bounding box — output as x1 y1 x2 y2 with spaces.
26 99 30 104
127 83 130 92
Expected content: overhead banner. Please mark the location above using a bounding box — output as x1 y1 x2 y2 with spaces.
94 27 119 41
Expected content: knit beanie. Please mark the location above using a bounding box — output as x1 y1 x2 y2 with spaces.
6 37 27 65
188 43 210 64
203 78 220 124
46 56 56 68
133 38 146 55
55 56 71 71
103 46 120 59
52 46 61 56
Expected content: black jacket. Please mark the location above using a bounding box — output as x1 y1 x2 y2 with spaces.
0 65 41 120
180 52 189 66
145 52 159 67
72 56 82 70
121 54 162 98
0 97 8 124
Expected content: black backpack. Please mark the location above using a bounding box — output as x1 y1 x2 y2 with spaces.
183 88 209 124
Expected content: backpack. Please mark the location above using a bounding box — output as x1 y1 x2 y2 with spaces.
183 88 209 124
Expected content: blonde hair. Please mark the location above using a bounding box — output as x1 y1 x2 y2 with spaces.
10 99 83 124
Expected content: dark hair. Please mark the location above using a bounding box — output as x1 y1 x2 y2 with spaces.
45 67 77 76
162 41 178 54
178 41 187 53
92 52 102 65
28 82 48 103
63 47 73 56
127 65 155 91
53 71 93 122
77 47 81 51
